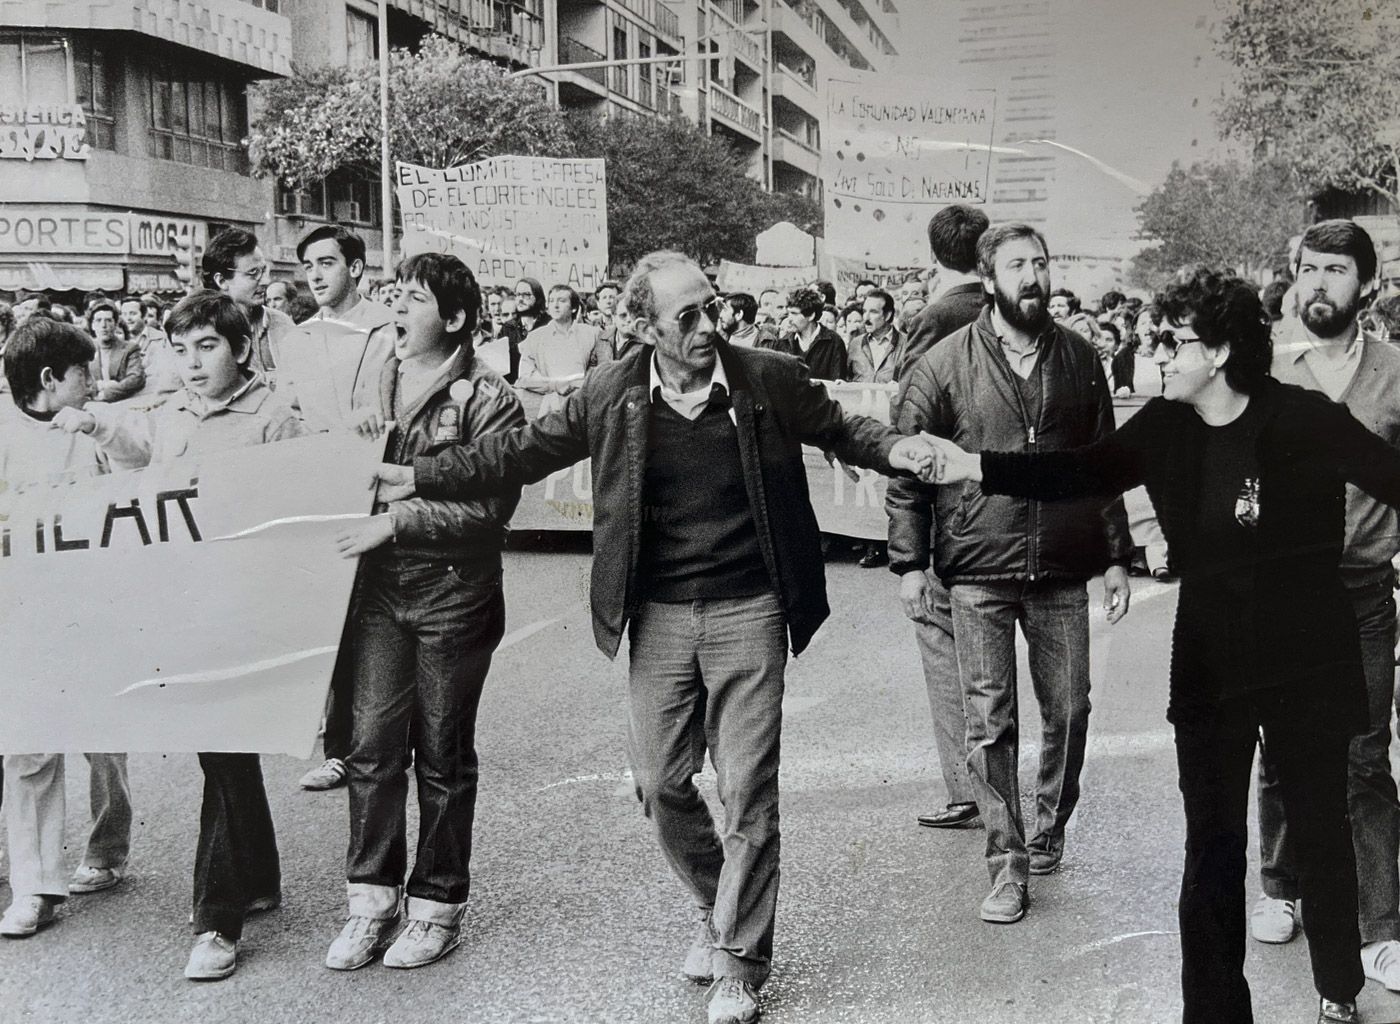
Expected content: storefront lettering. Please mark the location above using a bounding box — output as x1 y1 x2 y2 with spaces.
0 104 90 161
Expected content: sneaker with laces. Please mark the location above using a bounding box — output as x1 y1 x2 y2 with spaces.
299 758 347 791
0 895 59 937
69 864 124 895
707 977 760 1024
1362 939 1400 991
184 931 237 981
980 882 1027 924
326 914 401 971
382 919 460 969
1318 997 1359 1024
685 920 718 984
1250 895 1299 944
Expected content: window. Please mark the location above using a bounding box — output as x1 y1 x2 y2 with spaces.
346 9 377 65
72 39 117 151
148 61 247 172
0 32 69 105
277 169 381 227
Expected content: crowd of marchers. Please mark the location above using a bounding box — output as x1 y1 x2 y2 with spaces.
3 209 1400 1024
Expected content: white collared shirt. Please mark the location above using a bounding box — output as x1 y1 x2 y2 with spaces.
649 353 735 424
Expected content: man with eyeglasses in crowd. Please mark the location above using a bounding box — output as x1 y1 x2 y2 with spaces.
368 250 940 1024
202 228 298 386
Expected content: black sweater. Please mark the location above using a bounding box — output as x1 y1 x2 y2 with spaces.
981 377 1400 731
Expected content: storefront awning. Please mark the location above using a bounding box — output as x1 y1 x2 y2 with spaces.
0 260 124 293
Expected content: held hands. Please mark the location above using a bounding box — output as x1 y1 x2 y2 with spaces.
370 463 416 503
888 435 938 481
51 407 96 435
335 513 395 558
917 432 981 485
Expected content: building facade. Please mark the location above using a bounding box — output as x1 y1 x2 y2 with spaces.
0 0 895 297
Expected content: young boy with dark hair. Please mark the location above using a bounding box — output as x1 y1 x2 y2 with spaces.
55 290 305 980
0 318 134 938
323 252 526 972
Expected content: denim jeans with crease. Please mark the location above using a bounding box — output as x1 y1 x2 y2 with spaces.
1257 572 1400 943
344 556 505 918
950 579 1092 888
626 591 787 989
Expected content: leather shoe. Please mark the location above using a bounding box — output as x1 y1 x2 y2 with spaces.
1319 997 1359 1023
980 882 1027 924
858 544 888 568
916 803 981 829
1029 834 1064 875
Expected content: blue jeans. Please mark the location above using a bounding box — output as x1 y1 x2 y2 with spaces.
950 579 1092 887
626 592 787 989
911 571 976 807
344 556 505 907
1257 573 1399 942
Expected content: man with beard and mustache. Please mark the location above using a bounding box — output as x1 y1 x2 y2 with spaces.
1251 220 1400 994
887 223 1133 924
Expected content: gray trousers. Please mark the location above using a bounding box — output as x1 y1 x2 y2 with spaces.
1258 573 1400 944
911 570 976 807
626 592 787 989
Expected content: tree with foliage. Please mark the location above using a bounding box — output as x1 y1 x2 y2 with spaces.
1215 0 1400 210
564 112 820 273
1130 159 1307 288
247 36 571 190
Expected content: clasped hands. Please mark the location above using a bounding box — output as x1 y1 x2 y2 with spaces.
888 432 979 484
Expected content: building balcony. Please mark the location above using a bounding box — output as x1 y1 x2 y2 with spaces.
772 128 821 178
707 83 763 141
614 0 681 43
773 62 821 117
0 0 292 76
390 0 545 64
710 11 766 71
557 35 608 88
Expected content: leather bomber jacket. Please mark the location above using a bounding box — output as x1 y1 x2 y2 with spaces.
886 308 1134 585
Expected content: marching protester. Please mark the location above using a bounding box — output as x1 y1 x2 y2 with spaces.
761 286 849 380
517 285 599 415
512 277 547 335
0 318 134 938
476 286 523 383
288 224 397 792
918 265 1400 1024
88 301 146 402
324 252 526 972
888 223 1133 925
53 290 305 981
366 250 939 1024
847 287 903 569
202 228 299 384
1249 222 1400 995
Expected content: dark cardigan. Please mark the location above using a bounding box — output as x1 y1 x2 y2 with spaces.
981 377 1400 732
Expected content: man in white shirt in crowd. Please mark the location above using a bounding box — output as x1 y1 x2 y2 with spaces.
518 284 599 415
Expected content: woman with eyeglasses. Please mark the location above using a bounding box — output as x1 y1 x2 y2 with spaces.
512 278 547 335
919 267 1400 1024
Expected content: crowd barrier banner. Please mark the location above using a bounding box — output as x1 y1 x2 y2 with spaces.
824 254 927 293
0 432 380 755
396 156 609 293
822 73 996 266
507 381 898 539
714 260 817 296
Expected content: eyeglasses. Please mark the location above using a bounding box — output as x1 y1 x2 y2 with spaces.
1155 332 1203 359
659 296 724 335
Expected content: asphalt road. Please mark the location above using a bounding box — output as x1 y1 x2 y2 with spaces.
6 531 1396 1024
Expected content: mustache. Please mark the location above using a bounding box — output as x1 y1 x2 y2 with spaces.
1016 285 1045 301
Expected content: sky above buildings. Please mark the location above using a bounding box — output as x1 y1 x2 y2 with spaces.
884 0 1238 287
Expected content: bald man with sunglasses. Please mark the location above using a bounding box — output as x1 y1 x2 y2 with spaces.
370 251 938 1024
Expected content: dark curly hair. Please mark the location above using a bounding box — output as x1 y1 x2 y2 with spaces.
1157 266 1272 394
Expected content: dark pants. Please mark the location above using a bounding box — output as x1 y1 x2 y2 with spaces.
1257 575 1400 943
626 592 787 989
345 558 504 906
321 622 355 763
1174 689 1362 1023
192 753 281 941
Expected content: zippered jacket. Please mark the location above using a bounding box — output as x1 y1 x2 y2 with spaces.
887 306 1133 584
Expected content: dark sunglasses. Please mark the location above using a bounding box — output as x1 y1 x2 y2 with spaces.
661 296 724 335
1153 331 1202 358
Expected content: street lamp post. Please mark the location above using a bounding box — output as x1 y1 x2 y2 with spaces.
378 0 392 278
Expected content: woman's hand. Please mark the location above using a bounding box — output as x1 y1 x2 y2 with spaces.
919 432 981 484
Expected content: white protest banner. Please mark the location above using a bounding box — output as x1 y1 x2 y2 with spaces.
824 254 926 294
714 260 816 296
823 74 995 265
397 157 609 292
0 433 380 755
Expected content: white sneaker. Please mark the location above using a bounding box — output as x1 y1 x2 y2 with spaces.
299 758 347 791
1250 895 1299 944
1362 939 1400 991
